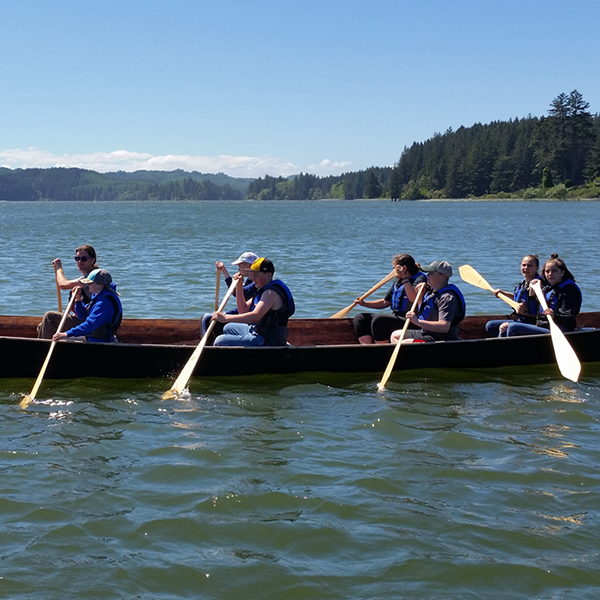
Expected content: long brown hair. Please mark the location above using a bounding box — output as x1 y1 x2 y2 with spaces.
75 244 99 269
392 254 420 276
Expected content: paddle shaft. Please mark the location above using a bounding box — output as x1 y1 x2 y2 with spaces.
54 263 63 312
458 265 521 311
214 268 221 311
163 279 237 399
21 291 78 407
377 283 427 391
330 270 397 319
530 280 581 382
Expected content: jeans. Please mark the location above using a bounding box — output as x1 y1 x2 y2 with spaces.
485 319 510 337
213 323 265 347
505 322 549 337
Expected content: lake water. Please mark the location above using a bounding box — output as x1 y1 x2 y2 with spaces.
1 200 600 599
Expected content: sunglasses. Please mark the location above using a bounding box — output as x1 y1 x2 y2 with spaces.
74 256 92 262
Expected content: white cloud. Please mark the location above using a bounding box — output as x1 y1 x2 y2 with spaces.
0 148 353 179
307 158 353 174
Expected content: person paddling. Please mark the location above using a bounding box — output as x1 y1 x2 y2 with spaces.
485 254 542 337
212 257 295 346
392 260 466 343
201 251 258 337
353 254 427 344
503 254 581 337
52 269 123 343
37 244 112 338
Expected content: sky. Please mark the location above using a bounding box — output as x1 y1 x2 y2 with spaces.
1 0 599 179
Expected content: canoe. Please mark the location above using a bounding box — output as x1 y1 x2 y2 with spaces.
1 313 600 380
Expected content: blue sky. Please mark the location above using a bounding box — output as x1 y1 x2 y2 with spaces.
1 0 598 178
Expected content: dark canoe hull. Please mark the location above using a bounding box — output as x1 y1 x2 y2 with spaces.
1 314 600 380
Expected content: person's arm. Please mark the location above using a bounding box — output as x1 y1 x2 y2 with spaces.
356 281 395 309
52 258 82 290
232 273 252 314
242 281 257 300
70 287 89 320
406 311 451 334
214 289 280 324
356 298 390 309
216 261 231 280
403 274 427 302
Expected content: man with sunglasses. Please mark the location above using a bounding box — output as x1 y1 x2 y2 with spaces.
37 244 115 338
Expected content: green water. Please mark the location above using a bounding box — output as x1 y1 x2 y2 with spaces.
1 200 600 599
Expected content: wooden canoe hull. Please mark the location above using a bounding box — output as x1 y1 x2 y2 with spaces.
1 314 600 380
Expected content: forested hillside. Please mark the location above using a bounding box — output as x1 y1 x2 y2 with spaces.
0 168 248 201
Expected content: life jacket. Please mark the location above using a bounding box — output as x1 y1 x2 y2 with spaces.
513 276 541 322
390 271 426 316
250 279 295 345
419 283 466 326
87 290 123 341
538 278 582 331
544 278 581 311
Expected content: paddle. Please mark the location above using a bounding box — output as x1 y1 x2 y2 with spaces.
214 267 221 310
377 282 427 392
330 270 397 319
162 279 237 400
458 265 521 311
530 279 581 382
20 290 78 409
54 262 63 312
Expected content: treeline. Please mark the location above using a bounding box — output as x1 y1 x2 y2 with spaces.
0 168 245 201
246 167 392 200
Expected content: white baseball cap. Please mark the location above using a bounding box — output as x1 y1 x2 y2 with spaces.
232 252 259 265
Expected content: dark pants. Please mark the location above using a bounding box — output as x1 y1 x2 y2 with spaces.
353 312 417 343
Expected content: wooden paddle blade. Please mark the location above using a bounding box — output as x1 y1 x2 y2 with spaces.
458 264 494 292
329 270 396 319
377 283 427 391
21 291 78 408
459 265 520 311
20 394 34 409
162 279 237 399
530 280 581 383
548 320 581 382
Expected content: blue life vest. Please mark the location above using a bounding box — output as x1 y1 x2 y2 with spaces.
513 276 541 321
419 283 466 326
88 290 123 341
544 278 581 311
390 271 426 315
251 279 295 345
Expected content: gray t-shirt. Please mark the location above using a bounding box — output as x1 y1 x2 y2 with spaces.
422 290 462 340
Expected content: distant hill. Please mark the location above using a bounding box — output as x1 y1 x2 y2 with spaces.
104 169 253 194
0 167 250 201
